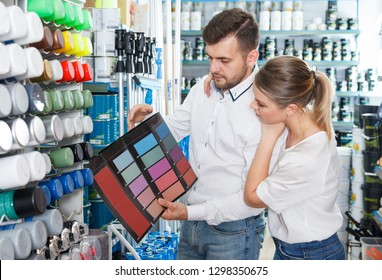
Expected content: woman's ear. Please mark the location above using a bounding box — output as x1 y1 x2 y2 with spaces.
286 104 298 117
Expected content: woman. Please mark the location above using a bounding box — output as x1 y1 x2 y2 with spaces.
244 56 346 260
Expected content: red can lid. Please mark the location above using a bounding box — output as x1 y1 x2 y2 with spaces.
57 60 75 83
78 63 93 83
72 61 84 83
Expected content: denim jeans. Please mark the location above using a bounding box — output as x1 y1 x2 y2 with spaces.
273 233 346 260
176 213 265 260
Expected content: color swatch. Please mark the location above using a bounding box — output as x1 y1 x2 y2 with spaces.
89 113 197 242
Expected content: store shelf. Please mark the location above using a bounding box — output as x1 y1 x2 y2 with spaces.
182 59 360 67
181 29 360 37
332 121 355 130
336 91 382 98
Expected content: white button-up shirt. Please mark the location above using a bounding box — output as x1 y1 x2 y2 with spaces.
164 70 285 225
257 132 343 243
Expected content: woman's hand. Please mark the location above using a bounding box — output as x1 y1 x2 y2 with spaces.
203 73 213 97
261 122 286 142
127 104 153 130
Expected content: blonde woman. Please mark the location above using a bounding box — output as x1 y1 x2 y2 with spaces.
244 56 345 260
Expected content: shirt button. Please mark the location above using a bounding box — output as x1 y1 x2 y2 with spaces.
197 164 200 169
210 121 214 126
204 143 207 147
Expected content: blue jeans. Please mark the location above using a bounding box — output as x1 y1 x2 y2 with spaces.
176 214 265 260
273 233 346 260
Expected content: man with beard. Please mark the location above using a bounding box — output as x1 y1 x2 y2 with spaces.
128 8 285 260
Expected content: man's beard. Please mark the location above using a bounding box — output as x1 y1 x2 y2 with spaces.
213 65 249 91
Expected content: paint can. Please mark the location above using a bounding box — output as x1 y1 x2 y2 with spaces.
351 181 363 208
0 228 31 259
281 11 292 31
352 127 365 155
352 154 364 183
0 120 13 154
190 11 201 31
89 199 115 230
362 113 382 152
181 11 190 31
362 183 382 219
0 84 12 118
5 83 29 116
81 115 94 134
337 147 352 181
270 10 281 31
88 94 119 120
0 237 15 260
94 57 116 82
362 150 380 173
88 119 120 146
292 10 304 31
22 151 46 182
94 31 115 57
25 208 63 237
0 5 27 42
0 220 48 250
0 154 30 189
259 11 270 30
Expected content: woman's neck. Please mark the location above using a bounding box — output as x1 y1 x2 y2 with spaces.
285 112 321 148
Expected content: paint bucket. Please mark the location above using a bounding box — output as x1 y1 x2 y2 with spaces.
362 113 382 152
94 57 116 83
337 147 352 181
352 127 365 155
87 94 119 120
93 31 115 57
351 154 364 183
362 150 381 173
89 199 115 230
190 11 201 31
362 183 382 219
351 181 363 208
181 11 191 30
259 11 270 30
88 119 119 146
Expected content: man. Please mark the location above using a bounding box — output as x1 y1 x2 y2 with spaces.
128 8 283 260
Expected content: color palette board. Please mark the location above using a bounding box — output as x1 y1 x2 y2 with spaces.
89 113 197 242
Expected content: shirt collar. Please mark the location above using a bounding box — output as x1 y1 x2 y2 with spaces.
228 70 256 102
